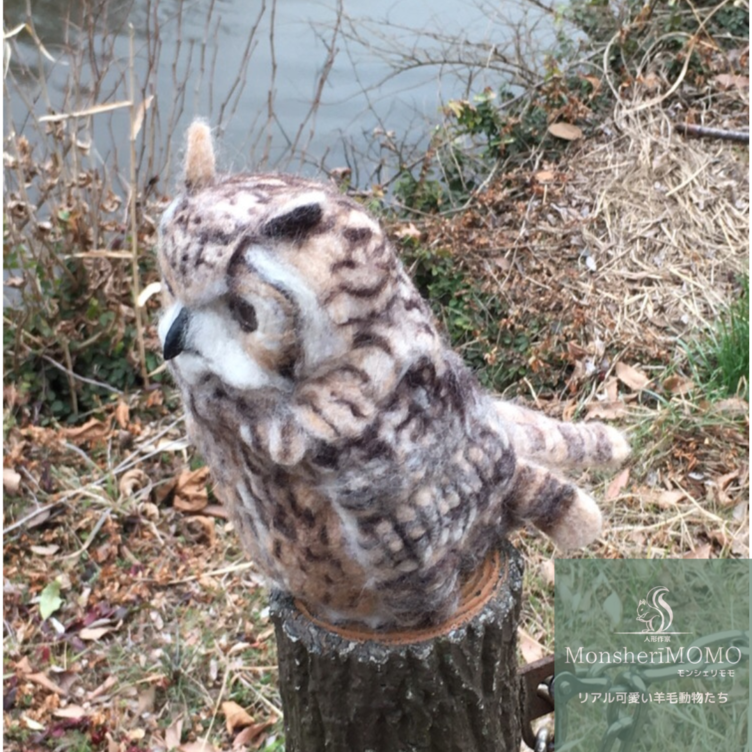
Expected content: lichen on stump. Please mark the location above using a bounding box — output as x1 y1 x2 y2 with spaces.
270 541 524 752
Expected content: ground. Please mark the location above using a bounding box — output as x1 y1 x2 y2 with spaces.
3 6 749 750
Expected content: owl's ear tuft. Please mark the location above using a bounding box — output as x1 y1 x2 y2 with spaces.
184 119 216 194
261 197 324 241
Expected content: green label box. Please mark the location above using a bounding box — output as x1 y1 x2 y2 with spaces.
554 559 750 751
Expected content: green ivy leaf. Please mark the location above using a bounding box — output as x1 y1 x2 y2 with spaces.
39 580 63 620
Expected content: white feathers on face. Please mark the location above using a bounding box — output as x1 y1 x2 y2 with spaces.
158 299 283 390
239 244 340 373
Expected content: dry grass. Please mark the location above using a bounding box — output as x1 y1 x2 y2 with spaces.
578 101 748 351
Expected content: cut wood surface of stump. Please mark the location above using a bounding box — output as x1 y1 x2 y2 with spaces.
270 541 524 752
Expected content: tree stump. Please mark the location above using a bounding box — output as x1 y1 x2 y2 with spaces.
269 540 524 752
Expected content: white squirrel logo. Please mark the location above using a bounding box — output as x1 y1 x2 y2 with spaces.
635 586 673 633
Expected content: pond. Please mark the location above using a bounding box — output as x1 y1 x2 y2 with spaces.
4 0 564 186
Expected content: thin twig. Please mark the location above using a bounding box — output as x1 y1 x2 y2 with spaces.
40 355 123 394
163 561 256 586
63 442 101 470
674 122 750 144
236 673 283 717
60 509 112 560
128 24 149 388
203 659 232 748
2 505 59 535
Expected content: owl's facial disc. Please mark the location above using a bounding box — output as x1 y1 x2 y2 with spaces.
159 300 279 391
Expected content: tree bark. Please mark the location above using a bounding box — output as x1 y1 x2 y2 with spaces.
270 540 524 752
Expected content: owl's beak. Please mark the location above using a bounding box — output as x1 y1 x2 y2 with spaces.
163 306 191 361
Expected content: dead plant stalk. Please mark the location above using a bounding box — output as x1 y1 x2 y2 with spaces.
129 24 149 388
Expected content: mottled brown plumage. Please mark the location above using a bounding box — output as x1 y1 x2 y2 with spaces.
158 121 630 628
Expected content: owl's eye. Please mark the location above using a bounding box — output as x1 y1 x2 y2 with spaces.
228 297 258 333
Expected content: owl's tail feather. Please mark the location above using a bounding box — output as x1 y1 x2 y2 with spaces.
493 399 630 470
184 119 216 193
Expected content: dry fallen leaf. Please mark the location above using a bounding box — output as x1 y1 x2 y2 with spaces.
137 685 156 715
605 468 630 501
233 720 274 749
580 74 602 94
201 504 230 520
165 717 184 749
567 341 588 359
62 418 109 445
655 490 686 508
547 122 583 141
731 528 749 557
604 377 619 403
394 222 422 242
50 669 79 694
683 543 712 559
119 468 150 500
79 626 112 641
710 529 730 548
222 700 255 734
22 715 45 731
710 398 749 417
716 468 741 490
3 467 21 494
489 257 511 275
30 544 60 556
708 469 742 507
628 530 647 547
86 675 118 702
539 560 555 587
518 629 546 664
585 401 629 420
27 671 66 695
662 375 695 395
26 507 52 528
53 705 89 718
115 400 130 429
185 515 217 546
174 468 211 512
180 741 218 752
92 539 117 564
534 170 555 182
615 362 650 391
131 94 155 140
714 73 749 91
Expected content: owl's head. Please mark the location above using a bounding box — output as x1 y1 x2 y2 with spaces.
157 121 393 393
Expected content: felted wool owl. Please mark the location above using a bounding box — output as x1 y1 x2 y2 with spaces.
157 120 630 629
